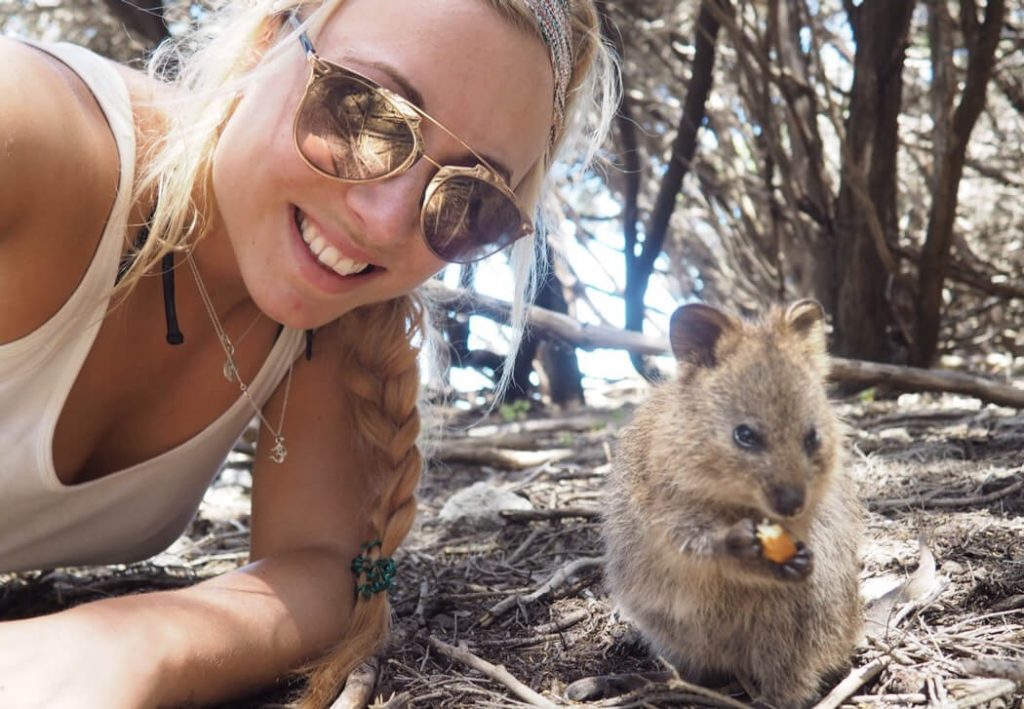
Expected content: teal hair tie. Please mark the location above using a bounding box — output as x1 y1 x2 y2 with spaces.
351 541 397 599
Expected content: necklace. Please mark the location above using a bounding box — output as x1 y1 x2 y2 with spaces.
228 310 266 376
185 252 293 464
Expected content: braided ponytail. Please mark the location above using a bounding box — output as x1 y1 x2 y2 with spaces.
295 293 427 709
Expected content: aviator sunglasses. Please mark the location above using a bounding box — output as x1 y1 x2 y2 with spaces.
288 14 534 264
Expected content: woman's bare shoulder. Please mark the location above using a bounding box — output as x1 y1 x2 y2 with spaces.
0 38 124 343
0 37 120 238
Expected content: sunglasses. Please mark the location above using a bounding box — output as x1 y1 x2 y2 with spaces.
288 16 534 264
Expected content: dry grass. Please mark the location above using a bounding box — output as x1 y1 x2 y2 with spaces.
2 392 1023 708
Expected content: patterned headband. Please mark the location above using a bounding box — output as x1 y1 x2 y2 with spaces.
523 0 572 137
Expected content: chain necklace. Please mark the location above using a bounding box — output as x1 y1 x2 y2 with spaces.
229 310 266 371
185 252 293 464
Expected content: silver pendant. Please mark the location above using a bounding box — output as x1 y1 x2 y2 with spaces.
270 437 287 464
223 360 238 382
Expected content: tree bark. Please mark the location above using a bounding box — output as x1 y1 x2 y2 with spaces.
770 0 836 309
508 244 585 407
621 0 728 378
598 2 644 373
442 265 505 384
913 0 1006 366
831 0 915 364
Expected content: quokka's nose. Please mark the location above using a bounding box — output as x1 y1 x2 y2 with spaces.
770 485 805 517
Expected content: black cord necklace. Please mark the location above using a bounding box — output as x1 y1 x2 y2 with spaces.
116 215 314 357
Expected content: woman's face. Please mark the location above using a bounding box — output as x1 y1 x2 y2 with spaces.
212 0 555 328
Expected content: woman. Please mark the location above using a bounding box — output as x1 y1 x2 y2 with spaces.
0 0 615 705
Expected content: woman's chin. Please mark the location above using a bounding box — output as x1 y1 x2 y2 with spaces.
245 280 353 331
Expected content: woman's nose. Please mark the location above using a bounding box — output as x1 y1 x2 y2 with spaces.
341 160 430 250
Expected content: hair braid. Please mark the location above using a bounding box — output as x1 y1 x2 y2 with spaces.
295 293 426 709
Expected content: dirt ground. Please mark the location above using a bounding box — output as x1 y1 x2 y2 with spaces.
2 388 1023 708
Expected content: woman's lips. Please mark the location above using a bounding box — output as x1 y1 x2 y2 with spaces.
287 206 379 295
294 207 376 277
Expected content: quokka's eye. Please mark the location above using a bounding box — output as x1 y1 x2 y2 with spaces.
804 427 821 455
733 424 763 450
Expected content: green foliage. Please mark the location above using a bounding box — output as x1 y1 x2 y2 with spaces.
858 387 878 404
499 399 531 422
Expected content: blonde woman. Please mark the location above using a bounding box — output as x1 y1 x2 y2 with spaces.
0 0 615 706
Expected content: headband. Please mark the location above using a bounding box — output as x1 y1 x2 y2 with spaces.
523 0 572 136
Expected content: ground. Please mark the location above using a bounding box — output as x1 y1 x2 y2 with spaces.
2 389 1023 708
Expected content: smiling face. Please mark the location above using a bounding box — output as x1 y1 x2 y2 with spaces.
211 0 555 328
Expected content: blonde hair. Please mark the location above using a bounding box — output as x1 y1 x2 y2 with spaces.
122 1 617 705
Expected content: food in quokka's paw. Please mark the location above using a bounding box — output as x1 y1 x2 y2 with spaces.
756 520 799 563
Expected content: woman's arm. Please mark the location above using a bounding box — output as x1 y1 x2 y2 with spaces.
151 341 376 704
0 343 374 706
0 547 354 707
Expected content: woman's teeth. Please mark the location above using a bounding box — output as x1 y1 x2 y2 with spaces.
297 211 370 276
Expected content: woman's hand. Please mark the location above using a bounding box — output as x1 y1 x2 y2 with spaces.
0 610 162 709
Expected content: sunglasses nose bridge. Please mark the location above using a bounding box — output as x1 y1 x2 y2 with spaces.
420 153 443 171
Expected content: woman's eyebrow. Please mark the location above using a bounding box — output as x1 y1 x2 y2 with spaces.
341 56 515 184
342 55 425 108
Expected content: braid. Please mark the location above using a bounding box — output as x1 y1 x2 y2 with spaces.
294 293 426 709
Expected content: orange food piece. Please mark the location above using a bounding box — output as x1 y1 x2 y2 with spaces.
756 521 798 564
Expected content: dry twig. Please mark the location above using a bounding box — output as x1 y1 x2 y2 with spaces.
499 507 601 522
370 692 411 709
812 656 890 709
991 594 1024 613
533 608 589 634
868 472 1024 511
961 656 1024 683
849 693 927 704
432 443 576 470
567 671 749 709
945 678 1018 708
480 556 604 626
330 658 379 709
427 636 559 708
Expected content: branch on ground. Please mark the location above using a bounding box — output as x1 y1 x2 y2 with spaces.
427 283 1024 409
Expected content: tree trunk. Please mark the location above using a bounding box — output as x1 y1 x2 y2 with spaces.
443 265 505 384
622 0 728 378
768 0 837 309
831 0 915 363
912 0 1006 366
535 252 585 408
508 244 585 407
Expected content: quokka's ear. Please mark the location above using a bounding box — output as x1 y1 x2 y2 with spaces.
670 303 737 368
784 299 827 354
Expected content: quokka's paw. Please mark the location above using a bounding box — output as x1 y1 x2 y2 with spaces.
725 519 814 581
771 541 814 581
724 518 763 560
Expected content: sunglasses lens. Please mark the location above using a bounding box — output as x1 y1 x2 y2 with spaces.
423 174 525 263
296 73 416 180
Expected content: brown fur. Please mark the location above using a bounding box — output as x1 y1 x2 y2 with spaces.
603 301 863 708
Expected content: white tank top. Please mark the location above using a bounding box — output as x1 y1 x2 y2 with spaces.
0 40 303 573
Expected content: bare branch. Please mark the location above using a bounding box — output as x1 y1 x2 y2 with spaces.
428 283 1024 409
